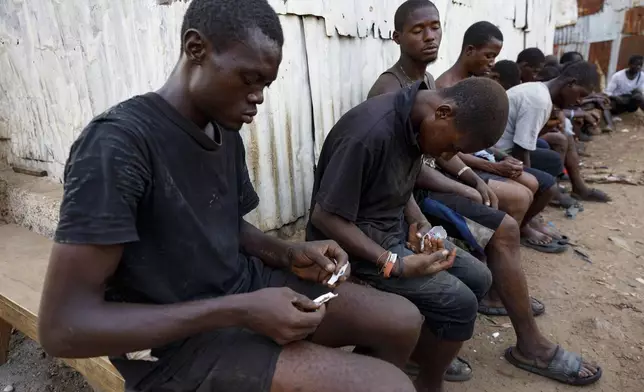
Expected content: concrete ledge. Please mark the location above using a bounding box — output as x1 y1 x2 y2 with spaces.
0 166 305 240
0 167 62 239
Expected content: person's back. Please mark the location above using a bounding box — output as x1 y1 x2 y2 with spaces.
307 90 424 251
494 82 553 153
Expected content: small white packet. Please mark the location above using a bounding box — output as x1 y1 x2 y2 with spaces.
313 292 338 306
126 349 158 362
327 263 348 285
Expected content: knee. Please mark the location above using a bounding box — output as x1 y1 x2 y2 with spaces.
506 185 531 214
451 284 481 324
521 173 539 194
492 215 520 246
384 296 424 344
548 133 568 152
463 259 493 301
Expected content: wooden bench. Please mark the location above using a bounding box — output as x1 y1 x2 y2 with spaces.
0 224 125 392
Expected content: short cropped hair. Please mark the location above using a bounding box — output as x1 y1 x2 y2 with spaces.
560 51 583 64
517 47 545 67
462 21 503 49
492 60 521 89
561 61 599 91
629 55 643 65
181 0 284 51
439 78 510 146
537 65 561 81
394 0 437 31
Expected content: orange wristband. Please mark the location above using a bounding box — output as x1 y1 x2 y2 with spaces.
383 253 398 278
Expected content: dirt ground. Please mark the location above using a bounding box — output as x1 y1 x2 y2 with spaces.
1 113 643 392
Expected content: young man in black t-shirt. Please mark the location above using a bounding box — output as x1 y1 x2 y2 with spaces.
307 77 509 392
37 1 427 391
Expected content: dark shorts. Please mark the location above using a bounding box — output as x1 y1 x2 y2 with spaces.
112 258 330 392
475 168 554 193
610 94 642 114
352 241 492 342
424 190 505 232
530 147 564 178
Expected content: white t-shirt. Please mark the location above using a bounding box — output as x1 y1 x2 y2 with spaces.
605 69 644 96
494 82 553 153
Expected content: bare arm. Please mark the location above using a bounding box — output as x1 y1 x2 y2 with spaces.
512 145 531 167
436 155 484 188
310 204 386 265
415 165 483 203
404 195 430 227
457 153 497 173
239 219 290 268
39 244 252 358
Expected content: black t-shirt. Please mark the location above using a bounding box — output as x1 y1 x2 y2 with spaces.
306 82 426 252
56 93 261 305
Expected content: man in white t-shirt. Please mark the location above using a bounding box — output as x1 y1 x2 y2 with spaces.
605 54 643 114
495 61 611 203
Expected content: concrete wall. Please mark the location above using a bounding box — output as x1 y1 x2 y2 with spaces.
0 0 556 232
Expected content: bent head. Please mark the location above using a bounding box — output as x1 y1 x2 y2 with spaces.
628 55 643 76
560 51 583 65
460 21 503 76
555 61 599 108
180 0 283 131
489 60 521 90
536 65 561 82
517 47 545 83
393 0 442 64
413 78 509 160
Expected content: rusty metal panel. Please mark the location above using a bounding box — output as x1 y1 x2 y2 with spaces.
617 35 644 70
588 40 613 77
578 0 605 16
623 6 644 34
555 5 627 44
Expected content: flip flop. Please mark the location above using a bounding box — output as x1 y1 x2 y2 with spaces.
405 357 473 382
520 238 568 254
504 346 602 386
478 297 545 317
572 188 611 203
533 218 570 245
444 357 472 382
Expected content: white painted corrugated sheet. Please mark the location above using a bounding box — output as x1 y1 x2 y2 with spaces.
555 0 579 27
0 0 313 231
0 0 558 231
555 2 627 45
241 17 316 231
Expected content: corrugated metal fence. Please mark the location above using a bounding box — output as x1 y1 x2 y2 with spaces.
554 0 643 82
0 0 555 231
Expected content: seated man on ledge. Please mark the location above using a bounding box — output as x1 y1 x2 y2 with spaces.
494 60 611 205
605 55 644 115
307 77 602 389
37 1 428 392
436 22 565 254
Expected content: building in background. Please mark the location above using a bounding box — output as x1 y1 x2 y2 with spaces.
0 0 556 232
555 0 643 87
